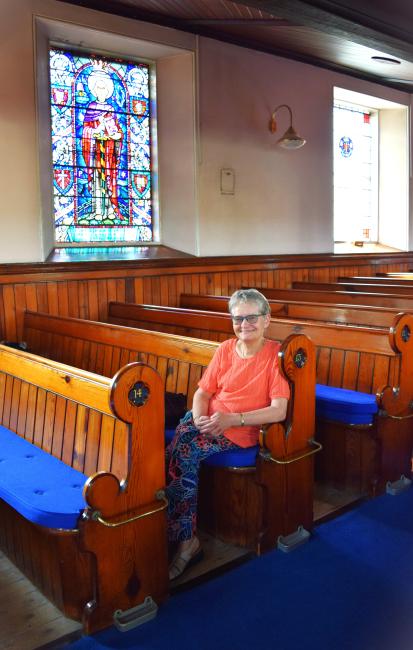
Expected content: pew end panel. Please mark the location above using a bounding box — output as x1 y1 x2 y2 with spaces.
0 345 169 635
376 312 413 491
257 334 317 550
80 361 169 633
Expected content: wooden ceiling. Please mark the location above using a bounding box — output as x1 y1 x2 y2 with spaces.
59 0 413 90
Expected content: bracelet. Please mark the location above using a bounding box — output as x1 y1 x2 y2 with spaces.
240 413 245 426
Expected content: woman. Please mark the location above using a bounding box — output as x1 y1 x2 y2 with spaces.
166 288 290 580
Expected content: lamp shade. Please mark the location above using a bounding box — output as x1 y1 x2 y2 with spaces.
269 104 306 150
277 126 306 149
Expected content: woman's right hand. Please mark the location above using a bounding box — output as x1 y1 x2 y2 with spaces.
194 412 234 436
193 415 212 433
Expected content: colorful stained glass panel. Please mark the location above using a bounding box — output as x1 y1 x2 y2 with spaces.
50 48 153 243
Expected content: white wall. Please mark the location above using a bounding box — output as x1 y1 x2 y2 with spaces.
0 3 42 262
157 53 199 255
196 38 412 256
0 0 411 262
379 109 409 250
197 40 332 255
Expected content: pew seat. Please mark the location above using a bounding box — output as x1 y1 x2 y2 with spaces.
0 426 87 529
165 426 259 467
0 344 168 635
315 385 378 425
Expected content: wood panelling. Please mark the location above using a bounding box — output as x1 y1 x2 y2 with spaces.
1 253 412 342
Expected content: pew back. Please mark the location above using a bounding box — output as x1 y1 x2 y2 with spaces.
107 301 405 396
377 273 413 280
178 293 403 329
256 287 413 309
339 276 413 286
292 281 413 295
24 310 218 407
0 343 128 478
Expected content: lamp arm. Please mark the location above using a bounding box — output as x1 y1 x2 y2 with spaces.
268 103 306 148
270 104 293 133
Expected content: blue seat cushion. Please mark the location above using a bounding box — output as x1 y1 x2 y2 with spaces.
203 445 259 467
165 428 176 445
165 427 258 467
316 384 378 425
0 426 87 529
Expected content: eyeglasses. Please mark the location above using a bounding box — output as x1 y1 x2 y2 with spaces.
231 314 264 325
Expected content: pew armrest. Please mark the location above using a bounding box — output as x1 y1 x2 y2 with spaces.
259 438 322 465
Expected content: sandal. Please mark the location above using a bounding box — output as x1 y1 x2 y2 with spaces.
168 542 204 581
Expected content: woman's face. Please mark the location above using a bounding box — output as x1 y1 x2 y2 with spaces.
231 300 270 344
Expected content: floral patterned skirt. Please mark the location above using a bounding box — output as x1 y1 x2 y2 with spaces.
165 411 239 542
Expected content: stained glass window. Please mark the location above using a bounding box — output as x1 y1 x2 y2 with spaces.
50 48 153 244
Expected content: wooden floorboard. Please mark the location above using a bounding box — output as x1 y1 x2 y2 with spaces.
313 484 364 521
0 552 82 650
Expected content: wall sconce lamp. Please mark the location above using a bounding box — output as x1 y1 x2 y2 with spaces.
269 104 306 149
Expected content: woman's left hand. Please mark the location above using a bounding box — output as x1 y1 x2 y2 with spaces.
202 411 235 436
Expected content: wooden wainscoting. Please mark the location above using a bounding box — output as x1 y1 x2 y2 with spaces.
0 251 413 341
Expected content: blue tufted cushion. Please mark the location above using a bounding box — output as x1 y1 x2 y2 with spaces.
316 384 378 425
0 426 87 529
165 426 258 467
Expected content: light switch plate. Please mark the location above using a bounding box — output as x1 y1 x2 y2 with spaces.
220 168 235 195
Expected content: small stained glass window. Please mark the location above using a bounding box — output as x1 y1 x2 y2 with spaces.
50 48 153 244
333 102 378 243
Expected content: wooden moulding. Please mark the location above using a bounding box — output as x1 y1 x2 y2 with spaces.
0 345 169 634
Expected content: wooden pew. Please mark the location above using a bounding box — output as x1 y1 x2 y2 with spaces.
21 310 317 555
291 281 413 296
178 293 405 329
339 276 413 286
255 286 413 310
106 301 413 495
376 273 413 280
0 344 168 634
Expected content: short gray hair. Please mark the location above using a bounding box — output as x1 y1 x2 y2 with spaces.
228 289 271 316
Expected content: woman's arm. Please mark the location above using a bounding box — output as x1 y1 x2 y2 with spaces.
191 387 213 427
201 398 288 437
232 398 288 427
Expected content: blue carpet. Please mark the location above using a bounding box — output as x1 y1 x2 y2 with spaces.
69 489 413 650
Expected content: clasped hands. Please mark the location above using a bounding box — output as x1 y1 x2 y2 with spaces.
194 412 236 436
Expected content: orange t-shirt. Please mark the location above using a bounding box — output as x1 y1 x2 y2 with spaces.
198 338 290 448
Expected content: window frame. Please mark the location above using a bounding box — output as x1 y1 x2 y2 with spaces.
49 45 157 246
